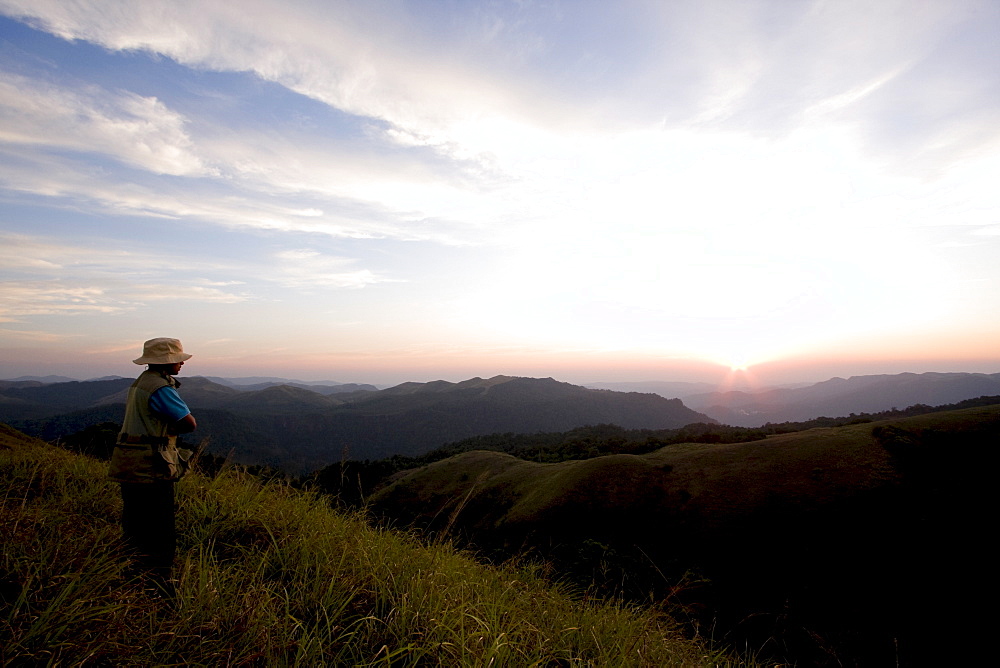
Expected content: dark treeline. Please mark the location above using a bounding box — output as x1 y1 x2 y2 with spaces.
50 421 277 482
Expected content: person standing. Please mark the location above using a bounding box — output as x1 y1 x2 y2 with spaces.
109 337 197 592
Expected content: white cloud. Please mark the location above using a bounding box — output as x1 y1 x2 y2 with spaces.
0 277 249 318
0 327 81 342
0 128 484 246
0 233 131 272
1 0 998 372
0 1 508 131
118 284 248 303
272 249 391 289
0 281 126 319
0 233 252 321
0 232 397 342
0 72 213 176
3 0 995 246
3 0 996 162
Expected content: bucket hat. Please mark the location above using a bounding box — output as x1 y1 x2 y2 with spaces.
133 337 193 365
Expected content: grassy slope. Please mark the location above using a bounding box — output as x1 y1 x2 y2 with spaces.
369 405 1000 665
371 405 1000 540
369 420 897 542
0 424 745 667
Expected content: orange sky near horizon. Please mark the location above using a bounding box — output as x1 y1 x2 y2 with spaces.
4 329 997 388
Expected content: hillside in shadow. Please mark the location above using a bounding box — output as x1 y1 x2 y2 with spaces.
367 405 999 665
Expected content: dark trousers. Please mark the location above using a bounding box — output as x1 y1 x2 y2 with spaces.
120 482 176 582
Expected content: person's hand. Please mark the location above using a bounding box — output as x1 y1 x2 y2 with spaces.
170 414 198 434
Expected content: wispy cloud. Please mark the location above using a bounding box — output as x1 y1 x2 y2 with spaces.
0 327 81 342
0 1 515 142
118 284 249 304
0 233 135 272
0 71 214 176
0 1 998 379
5 1 997 163
0 148 469 243
272 249 392 289
0 233 252 321
3 0 994 243
0 278 250 319
0 81 488 244
0 281 127 319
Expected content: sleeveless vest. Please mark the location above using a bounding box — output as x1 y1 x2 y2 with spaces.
109 370 186 483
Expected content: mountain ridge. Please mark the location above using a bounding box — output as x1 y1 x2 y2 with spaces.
623 371 1000 426
1 374 713 473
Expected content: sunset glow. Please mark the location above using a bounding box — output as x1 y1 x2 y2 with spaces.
1 1 998 387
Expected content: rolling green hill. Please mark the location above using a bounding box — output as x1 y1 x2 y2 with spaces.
368 405 999 665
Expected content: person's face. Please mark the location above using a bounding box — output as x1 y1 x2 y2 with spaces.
167 361 185 375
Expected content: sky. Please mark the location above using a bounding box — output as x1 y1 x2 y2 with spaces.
1 0 998 388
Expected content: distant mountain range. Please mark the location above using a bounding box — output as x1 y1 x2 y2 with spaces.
4 370 998 471
0 378 134 419
3 374 82 384
0 375 711 473
199 377 379 393
590 372 1000 426
2 374 375 390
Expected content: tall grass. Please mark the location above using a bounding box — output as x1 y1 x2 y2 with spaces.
1 431 748 666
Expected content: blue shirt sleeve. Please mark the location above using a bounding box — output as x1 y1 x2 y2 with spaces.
149 386 192 422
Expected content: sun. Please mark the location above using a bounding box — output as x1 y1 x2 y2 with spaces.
729 359 750 373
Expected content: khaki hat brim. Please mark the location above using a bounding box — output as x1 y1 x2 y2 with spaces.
132 352 193 365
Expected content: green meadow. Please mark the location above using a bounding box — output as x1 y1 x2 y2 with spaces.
0 424 747 666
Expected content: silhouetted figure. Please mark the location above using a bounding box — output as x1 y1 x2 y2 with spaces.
108 338 197 595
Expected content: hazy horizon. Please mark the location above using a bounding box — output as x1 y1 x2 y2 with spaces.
3 359 998 392
2 1 998 388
